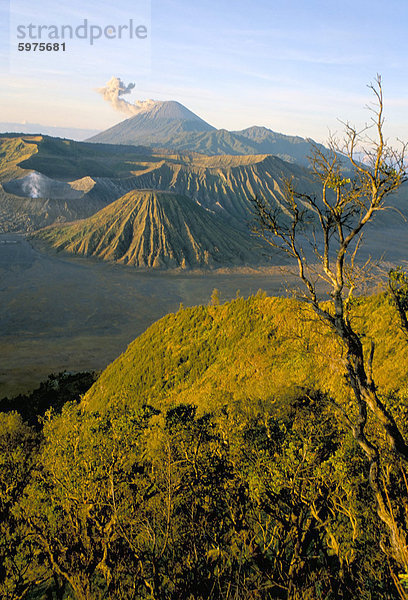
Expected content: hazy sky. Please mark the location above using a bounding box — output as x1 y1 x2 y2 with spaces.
0 0 407 142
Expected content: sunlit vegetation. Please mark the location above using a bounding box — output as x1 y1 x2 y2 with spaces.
0 371 97 427
84 293 408 414
1 291 408 599
0 135 40 182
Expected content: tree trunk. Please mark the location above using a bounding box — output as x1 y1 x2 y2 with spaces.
329 307 408 571
69 576 93 600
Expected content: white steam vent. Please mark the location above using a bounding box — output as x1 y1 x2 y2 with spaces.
22 171 42 198
3 172 84 200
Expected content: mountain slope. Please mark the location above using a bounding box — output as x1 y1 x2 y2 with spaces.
234 126 318 164
34 190 267 268
109 153 313 226
0 135 40 182
1 134 318 232
89 100 215 147
0 135 158 231
82 293 408 414
0 184 109 233
88 101 327 166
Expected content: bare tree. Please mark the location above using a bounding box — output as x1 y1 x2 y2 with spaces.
252 75 408 591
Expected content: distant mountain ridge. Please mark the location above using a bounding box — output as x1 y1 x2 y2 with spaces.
0 122 99 141
234 126 316 164
88 100 321 167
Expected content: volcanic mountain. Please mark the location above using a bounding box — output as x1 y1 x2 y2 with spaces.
3 135 406 245
88 101 321 166
89 101 215 146
0 135 318 232
34 190 268 269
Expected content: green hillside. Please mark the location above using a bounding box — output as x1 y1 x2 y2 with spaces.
0 135 39 182
84 292 408 414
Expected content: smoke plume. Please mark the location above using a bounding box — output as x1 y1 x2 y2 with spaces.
98 77 157 116
22 172 42 199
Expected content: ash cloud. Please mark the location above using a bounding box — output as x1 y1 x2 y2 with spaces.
98 77 157 116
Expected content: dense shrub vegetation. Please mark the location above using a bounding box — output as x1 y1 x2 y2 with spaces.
1 294 408 599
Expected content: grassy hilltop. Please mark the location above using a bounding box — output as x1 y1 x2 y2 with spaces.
84 292 408 413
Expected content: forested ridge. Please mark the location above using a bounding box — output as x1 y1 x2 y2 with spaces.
1 291 408 600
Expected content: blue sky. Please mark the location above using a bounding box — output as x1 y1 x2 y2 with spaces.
0 0 407 141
